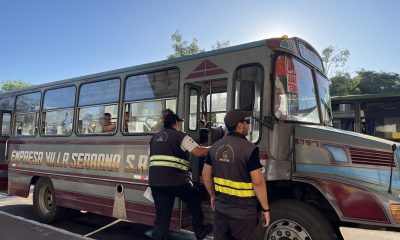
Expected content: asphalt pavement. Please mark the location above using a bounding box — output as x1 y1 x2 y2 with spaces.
0 192 197 240
0 210 91 240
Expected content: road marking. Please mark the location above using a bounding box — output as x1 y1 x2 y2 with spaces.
84 218 124 237
0 210 94 239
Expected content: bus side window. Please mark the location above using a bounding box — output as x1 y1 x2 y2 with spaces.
123 69 178 134
235 65 263 143
1 113 11 136
14 92 41 136
42 86 75 136
77 79 120 135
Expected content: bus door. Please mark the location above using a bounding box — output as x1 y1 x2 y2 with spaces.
184 79 228 181
184 84 202 182
0 110 11 192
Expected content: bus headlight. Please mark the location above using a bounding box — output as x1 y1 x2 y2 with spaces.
323 145 349 163
390 204 400 224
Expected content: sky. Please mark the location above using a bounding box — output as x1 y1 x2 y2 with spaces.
1 0 399 85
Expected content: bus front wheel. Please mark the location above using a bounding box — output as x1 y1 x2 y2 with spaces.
258 199 338 240
33 177 66 223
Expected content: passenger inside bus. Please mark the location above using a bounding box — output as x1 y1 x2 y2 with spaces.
123 112 130 132
101 113 116 133
199 120 208 145
150 108 174 132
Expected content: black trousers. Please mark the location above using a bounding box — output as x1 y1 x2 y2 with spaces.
151 183 204 240
213 210 257 240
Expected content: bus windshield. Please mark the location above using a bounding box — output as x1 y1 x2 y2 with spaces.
274 55 320 124
316 72 332 125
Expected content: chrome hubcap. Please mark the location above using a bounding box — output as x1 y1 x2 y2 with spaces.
39 185 53 214
265 219 312 240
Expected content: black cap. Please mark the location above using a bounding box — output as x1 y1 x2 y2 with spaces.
224 109 252 128
164 113 184 127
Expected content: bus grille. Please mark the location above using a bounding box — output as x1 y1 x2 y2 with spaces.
349 147 394 167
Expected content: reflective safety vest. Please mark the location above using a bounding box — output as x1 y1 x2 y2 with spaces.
213 177 255 197
149 127 191 186
149 155 189 171
209 132 258 218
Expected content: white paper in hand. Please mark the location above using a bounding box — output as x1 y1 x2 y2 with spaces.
143 187 154 203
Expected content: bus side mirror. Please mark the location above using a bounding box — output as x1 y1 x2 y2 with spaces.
239 81 254 111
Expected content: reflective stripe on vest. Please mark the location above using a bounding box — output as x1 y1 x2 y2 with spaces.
149 155 189 171
214 177 255 197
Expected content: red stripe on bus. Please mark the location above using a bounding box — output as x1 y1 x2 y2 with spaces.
8 181 30 198
294 175 389 223
55 189 185 229
205 68 227 76
0 179 7 191
0 164 7 170
56 194 114 217
8 139 150 145
8 166 148 185
57 187 191 220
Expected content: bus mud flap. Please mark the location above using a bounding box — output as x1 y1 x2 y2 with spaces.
112 184 127 219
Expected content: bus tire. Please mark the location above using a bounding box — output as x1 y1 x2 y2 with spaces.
258 199 337 240
33 177 66 223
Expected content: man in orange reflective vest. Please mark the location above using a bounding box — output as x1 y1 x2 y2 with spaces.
202 109 270 240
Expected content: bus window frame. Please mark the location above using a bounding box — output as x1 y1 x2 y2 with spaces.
121 67 180 136
40 85 77 137
272 52 325 125
76 78 121 137
1 112 11 137
232 63 264 144
332 101 360 133
122 98 177 136
13 91 42 137
123 67 180 103
204 91 228 127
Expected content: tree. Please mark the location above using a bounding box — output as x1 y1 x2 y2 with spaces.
329 73 360 96
321 46 350 78
357 70 400 94
0 80 31 92
212 40 230 50
168 31 205 59
168 31 230 59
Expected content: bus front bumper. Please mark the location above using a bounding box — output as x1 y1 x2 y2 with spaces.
340 227 400 240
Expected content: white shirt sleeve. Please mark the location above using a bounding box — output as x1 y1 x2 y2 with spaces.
181 135 199 152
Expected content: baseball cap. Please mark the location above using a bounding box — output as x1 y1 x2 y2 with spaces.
164 113 184 127
224 109 252 128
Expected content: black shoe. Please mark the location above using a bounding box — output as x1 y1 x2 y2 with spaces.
195 224 213 240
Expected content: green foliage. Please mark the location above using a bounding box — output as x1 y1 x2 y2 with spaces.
168 31 205 59
0 80 31 92
357 70 400 94
329 73 360 96
212 40 230 50
168 30 230 59
329 70 400 96
321 46 350 78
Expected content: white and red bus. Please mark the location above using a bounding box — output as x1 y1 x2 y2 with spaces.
2 37 400 239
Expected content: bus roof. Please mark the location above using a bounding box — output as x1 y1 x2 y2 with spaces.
331 92 400 102
3 36 317 95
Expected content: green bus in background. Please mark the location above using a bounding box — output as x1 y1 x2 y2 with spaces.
332 93 400 142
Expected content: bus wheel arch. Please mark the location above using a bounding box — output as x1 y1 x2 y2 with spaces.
257 199 338 240
33 177 66 223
